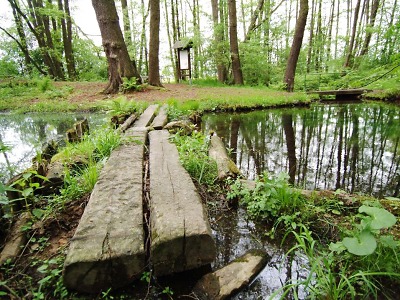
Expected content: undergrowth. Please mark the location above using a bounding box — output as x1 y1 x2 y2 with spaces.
227 173 400 299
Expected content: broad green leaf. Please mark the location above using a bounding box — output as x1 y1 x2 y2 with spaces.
380 235 398 249
343 230 377 256
359 205 397 229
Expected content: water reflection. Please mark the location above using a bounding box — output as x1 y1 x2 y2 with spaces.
202 103 400 198
210 207 309 299
0 113 107 184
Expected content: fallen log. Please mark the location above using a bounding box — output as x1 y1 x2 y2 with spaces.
209 134 241 180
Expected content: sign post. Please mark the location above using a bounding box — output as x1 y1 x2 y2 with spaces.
173 40 193 83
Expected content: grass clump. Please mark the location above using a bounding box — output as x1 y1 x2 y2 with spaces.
170 131 218 186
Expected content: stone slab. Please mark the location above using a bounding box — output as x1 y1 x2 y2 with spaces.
133 104 158 129
193 250 269 300
149 130 216 276
151 105 168 130
63 130 147 293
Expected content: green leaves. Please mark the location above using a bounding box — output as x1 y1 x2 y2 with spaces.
358 205 397 230
342 231 377 256
332 205 397 256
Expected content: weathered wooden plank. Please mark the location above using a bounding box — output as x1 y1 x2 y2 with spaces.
133 104 158 129
151 105 168 130
63 130 147 293
149 130 216 276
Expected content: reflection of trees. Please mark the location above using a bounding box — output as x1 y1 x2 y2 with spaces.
0 113 106 184
282 113 296 184
203 104 400 197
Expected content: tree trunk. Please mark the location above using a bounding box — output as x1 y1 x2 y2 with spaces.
306 0 315 73
121 0 133 51
172 0 181 82
148 0 162 86
228 0 244 85
138 0 149 75
359 0 380 57
58 0 76 80
244 0 265 41
344 0 361 68
325 0 335 71
284 0 308 92
211 0 228 83
92 0 141 94
10 1 33 75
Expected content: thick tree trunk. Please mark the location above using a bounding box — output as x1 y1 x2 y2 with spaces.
228 0 244 85
148 0 162 86
92 0 141 94
284 0 308 92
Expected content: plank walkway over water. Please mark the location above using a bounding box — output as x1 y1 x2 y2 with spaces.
307 88 372 100
63 105 215 293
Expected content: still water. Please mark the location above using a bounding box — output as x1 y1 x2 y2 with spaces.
0 112 108 184
202 103 400 198
1 104 398 298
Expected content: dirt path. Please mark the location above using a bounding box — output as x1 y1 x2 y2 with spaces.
55 81 223 104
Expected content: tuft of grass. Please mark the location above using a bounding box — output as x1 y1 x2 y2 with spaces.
171 131 218 186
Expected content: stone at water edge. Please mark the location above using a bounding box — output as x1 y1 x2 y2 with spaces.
193 249 269 300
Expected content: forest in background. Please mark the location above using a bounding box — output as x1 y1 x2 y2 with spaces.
0 0 399 93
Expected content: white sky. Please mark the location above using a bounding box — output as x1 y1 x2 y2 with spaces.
0 0 101 46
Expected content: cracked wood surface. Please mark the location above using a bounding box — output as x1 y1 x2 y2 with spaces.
63 129 147 293
149 130 216 276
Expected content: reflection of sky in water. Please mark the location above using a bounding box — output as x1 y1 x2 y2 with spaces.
0 113 108 183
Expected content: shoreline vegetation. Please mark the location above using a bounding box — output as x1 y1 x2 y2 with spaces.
0 77 399 114
1 79 399 299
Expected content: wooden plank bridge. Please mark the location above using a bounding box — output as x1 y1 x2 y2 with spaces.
307 88 372 100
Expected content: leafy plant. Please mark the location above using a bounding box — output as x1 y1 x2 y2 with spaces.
227 172 305 220
103 96 147 117
119 77 144 93
330 205 397 256
277 225 400 299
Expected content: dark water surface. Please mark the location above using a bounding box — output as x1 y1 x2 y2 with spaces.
0 112 107 184
202 103 400 198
